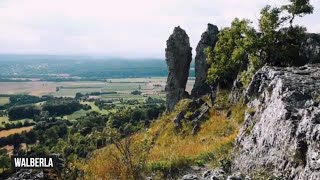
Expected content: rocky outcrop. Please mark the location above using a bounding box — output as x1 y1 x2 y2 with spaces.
192 24 219 98
173 98 210 135
7 170 44 180
233 64 320 179
228 34 320 104
165 26 192 111
229 79 244 104
6 169 62 180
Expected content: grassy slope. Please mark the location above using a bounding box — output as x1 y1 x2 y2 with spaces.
79 99 245 179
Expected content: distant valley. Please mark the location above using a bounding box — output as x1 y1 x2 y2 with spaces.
0 54 195 81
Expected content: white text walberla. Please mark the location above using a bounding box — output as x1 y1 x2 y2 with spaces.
14 157 54 168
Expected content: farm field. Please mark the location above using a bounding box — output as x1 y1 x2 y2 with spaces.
64 102 110 120
0 77 194 97
0 77 190 139
0 97 9 105
0 81 106 96
0 116 31 128
0 126 33 138
63 109 90 120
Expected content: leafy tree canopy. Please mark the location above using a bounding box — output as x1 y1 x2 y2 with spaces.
207 0 314 87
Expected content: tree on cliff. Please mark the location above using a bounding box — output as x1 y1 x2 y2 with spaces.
206 18 257 85
283 0 314 26
206 0 314 87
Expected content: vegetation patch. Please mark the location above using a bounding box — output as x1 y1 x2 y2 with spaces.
250 168 284 180
247 107 256 116
206 0 315 88
81 102 244 179
8 105 41 120
231 103 246 124
42 99 90 116
215 89 231 110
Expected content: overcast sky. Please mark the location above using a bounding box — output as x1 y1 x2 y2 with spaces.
0 0 319 58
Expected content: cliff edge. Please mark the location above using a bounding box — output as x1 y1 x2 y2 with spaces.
233 64 320 179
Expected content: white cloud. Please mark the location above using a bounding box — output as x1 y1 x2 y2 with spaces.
0 0 319 57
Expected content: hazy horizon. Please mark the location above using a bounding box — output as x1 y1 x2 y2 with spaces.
0 54 195 79
0 53 165 60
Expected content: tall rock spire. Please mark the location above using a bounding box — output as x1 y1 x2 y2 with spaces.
192 23 219 97
165 26 192 112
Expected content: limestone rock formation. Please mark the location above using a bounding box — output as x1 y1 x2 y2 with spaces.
192 24 219 98
202 169 226 180
182 174 198 180
165 26 192 111
7 170 44 180
233 64 320 179
228 33 320 104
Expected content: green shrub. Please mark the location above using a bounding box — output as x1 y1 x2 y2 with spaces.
196 152 216 163
247 107 256 116
215 90 231 109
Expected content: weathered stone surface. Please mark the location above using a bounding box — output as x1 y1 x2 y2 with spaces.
7 170 43 180
180 169 250 180
233 64 320 179
165 26 192 111
182 174 199 180
302 33 320 64
202 169 226 180
229 79 244 104
226 172 250 180
192 24 219 98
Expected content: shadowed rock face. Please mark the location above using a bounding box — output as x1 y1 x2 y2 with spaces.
165 26 192 112
192 24 219 98
233 64 320 179
302 33 320 64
